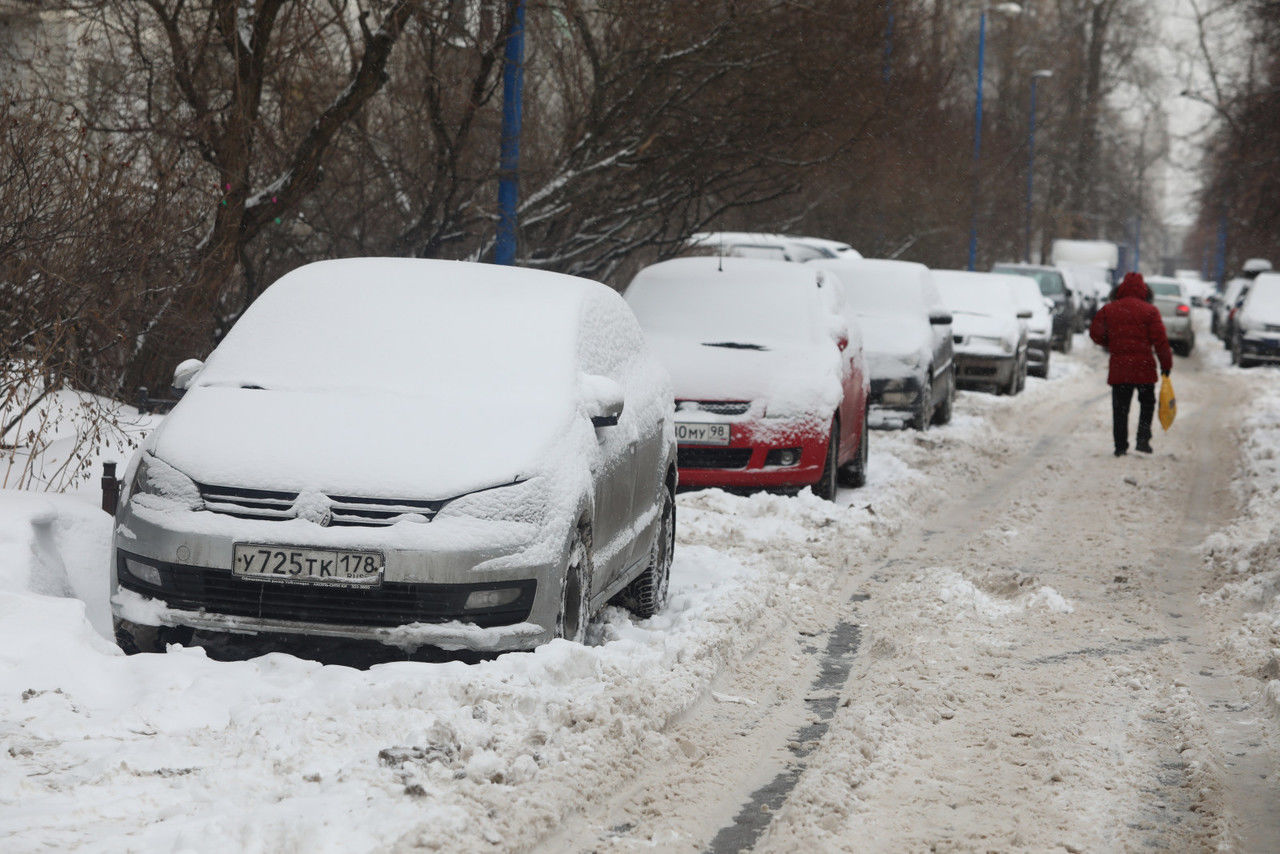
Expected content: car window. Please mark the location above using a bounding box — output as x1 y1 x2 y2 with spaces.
727 245 788 261
1149 281 1182 298
994 266 1065 296
787 245 829 263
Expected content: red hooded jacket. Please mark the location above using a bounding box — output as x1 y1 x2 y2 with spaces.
1089 274 1173 385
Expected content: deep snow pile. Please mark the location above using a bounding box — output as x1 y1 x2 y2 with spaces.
1200 370 1280 716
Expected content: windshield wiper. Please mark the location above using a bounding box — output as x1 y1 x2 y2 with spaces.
702 342 768 351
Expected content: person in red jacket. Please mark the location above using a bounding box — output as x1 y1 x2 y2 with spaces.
1089 272 1174 456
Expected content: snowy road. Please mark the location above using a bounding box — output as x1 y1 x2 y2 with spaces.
3 321 1280 852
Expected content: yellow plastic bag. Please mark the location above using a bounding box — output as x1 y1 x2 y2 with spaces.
1158 374 1176 431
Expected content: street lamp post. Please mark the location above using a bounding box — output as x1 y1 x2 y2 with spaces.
495 0 526 266
967 2 1023 271
1024 69 1052 263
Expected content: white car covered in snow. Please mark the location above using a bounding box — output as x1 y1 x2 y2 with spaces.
111 259 677 654
1231 272 1280 367
933 270 1029 395
810 258 955 430
979 273 1053 378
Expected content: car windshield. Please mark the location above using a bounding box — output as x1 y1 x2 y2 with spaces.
627 259 819 347
1149 281 1182 298
934 273 1014 317
994 266 1065 296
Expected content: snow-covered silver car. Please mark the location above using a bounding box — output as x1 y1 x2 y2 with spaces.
1147 276 1196 356
810 258 955 430
1231 273 1280 367
111 259 676 654
933 270 1029 395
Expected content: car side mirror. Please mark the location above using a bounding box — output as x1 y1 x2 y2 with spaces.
581 374 624 428
928 310 952 326
1064 287 1073 297
1017 310 1032 319
172 358 204 391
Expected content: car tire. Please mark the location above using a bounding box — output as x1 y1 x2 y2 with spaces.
931 370 954 426
814 419 839 500
839 407 869 488
113 617 192 655
557 526 593 643
909 374 932 431
1031 351 1049 379
615 485 674 619
1061 332 1073 354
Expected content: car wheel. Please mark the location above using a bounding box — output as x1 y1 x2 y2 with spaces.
615 485 674 619
909 373 932 431
814 419 839 500
557 526 593 643
1032 351 1049 379
931 370 954 426
839 406 869 488
113 617 192 655
1061 332 1073 354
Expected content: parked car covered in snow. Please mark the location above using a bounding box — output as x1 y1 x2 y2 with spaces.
933 271 1029 395
625 257 869 498
1214 277 1249 340
999 274 1054 378
810 258 955 431
1231 272 1280 367
111 259 677 655
1146 276 1196 356
685 232 860 262
992 263 1078 352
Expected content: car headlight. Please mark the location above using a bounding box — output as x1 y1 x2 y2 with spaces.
127 453 203 511
435 477 549 525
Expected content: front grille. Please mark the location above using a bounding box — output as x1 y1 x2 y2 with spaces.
962 366 999 377
118 553 534 628
676 400 751 416
678 446 753 469
1266 324 1280 333
196 483 445 527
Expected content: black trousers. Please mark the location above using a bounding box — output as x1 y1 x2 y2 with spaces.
1112 383 1155 452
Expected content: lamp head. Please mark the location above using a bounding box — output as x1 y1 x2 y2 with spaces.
1032 69 1054 79
993 2 1024 14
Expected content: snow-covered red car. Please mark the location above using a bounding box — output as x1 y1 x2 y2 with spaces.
624 257 869 498
111 259 676 654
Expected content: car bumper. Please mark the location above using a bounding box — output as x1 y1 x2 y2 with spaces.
110 499 565 651
1051 314 1072 344
1165 317 1194 343
1238 336 1280 362
954 352 1016 388
676 416 829 490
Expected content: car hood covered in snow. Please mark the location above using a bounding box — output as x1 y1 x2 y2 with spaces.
147 258 601 500
950 312 1018 348
856 313 932 380
646 336 841 415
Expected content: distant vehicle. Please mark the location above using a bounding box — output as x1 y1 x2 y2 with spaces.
933 271 1030 395
1175 269 1212 307
1146 276 1196 356
1231 272 1280 367
625 257 870 498
1216 278 1252 343
810 257 955 431
991 263 1078 352
1052 239 1119 321
685 232 861 263
112 259 677 655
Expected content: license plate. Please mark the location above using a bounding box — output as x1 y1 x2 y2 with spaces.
233 544 384 586
675 421 731 445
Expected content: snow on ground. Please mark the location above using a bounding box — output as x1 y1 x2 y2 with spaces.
1200 361 1280 717
5 325 1277 851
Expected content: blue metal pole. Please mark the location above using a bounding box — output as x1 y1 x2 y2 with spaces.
966 10 987 271
495 0 526 266
1024 75 1038 263
1133 214 1141 272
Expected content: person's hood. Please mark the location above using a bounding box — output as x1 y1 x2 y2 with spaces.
647 334 842 416
148 385 573 500
1116 272 1148 301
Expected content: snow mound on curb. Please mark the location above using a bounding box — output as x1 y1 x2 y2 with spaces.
929 568 1074 619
